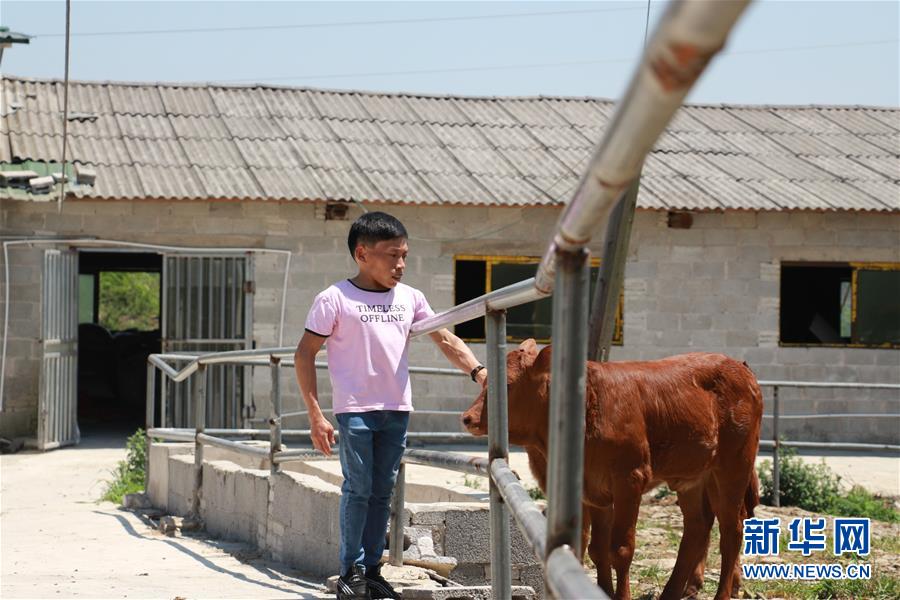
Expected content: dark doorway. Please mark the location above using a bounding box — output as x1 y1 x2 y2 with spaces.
77 252 162 433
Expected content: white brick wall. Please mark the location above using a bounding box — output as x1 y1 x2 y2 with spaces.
1 199 898 443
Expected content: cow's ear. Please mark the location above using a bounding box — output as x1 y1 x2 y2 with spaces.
518 338 538 356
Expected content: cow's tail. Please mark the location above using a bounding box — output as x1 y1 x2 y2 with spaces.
744 468 760 519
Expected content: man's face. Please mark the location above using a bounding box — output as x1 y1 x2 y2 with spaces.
356 237 409 289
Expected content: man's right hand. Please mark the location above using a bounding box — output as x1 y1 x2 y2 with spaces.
310 416 336 456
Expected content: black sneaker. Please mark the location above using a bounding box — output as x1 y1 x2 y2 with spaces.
365 564 400 599
337 564 370 600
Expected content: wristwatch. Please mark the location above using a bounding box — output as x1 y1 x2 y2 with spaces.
470 365 486 382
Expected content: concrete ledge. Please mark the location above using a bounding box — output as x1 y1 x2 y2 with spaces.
156 442 544 594
148 442 192 510
403 586 535 599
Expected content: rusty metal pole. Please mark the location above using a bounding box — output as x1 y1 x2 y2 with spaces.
486 309 511 600
389 463 406 566
269 356 282 475
545 248 590 575
772 385 781 507
190 364 207 518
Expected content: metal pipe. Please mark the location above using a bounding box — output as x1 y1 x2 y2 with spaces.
757 440 900 452
758 380 900 390
269 356 282 475
401 449 489 475
196 432 271 458
272 449 329 463
762 413 899 420
410 279 547 338
546 545 610 600
588 174 641 363
145 362 156 492
486 310 511 600
772 385 780 508
546 248 590 558
190 365 207 518
147 428 195 443
535 0 751 292
491 458 547 561
389 462 406 566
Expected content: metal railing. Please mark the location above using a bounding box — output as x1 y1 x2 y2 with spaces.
756 380 900 507
145 350 899 594
144 2 757 597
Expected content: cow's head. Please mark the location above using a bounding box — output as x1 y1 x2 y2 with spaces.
461 339 551 446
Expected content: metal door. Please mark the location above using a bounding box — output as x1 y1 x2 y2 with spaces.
38 249 80 450
161 254 254 428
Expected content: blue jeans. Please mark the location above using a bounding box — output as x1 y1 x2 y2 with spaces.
336 410 409 572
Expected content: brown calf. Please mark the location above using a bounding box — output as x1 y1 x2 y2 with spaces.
461 340 762 600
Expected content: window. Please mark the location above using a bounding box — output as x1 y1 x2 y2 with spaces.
454 255 623 344
780 262 900 347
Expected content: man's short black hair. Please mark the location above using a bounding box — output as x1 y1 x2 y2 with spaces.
347 211 408 256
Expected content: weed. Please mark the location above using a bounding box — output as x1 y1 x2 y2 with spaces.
758 446 899 522
101 429 147 505
654 485 675 500
527 486 546 501
462 474 484 490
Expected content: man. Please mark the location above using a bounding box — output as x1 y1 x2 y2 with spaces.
294 211 487 599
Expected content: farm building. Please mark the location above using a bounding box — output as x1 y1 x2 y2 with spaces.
1 75 897 449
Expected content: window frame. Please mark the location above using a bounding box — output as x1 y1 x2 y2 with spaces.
453 254 624 345
779 260 900 349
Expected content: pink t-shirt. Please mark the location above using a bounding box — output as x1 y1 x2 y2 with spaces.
304 279 435 414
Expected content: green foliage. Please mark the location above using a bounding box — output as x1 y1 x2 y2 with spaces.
101 429 147 504
758 446 841 513
527 485 546 501
99 272 159 331
462 474 483 490
654 484 675 500
758 446 899 522
810 573 899 599
829 485 899 523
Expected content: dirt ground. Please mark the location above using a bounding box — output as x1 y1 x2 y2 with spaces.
592 494 900 600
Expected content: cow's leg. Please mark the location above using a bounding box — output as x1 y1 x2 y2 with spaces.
587 505 614 597
659 484 713 600
711 467 752 600
609 482 642 600
578 504 593 563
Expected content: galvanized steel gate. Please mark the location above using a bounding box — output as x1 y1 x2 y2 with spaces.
38 249 80 450
161 254 254 429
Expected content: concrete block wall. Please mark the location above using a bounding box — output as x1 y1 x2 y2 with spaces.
0 241 43 440
202 460 269 545
404 503 543 593
2 199 898 443
147 442 193 508
155 443 542 589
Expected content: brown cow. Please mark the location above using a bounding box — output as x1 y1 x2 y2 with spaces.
461 340 762 600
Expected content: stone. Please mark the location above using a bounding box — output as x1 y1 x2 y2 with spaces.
159 516 180 536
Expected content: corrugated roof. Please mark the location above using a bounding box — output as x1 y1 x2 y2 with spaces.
1 75 897 212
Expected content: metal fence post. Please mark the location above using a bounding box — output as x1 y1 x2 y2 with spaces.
546 248 590 566
145 362 156 492
269 356 282 475
389 463 406 566
772 385 780 508
486 310 511 599
190 364 207 518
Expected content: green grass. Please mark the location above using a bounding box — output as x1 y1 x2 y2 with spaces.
462 474 484 490
100 429 147 505
527 485 546 501
759 446 900 522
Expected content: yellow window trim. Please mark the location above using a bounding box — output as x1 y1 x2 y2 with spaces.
454 254 622 345
780 261 900 350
